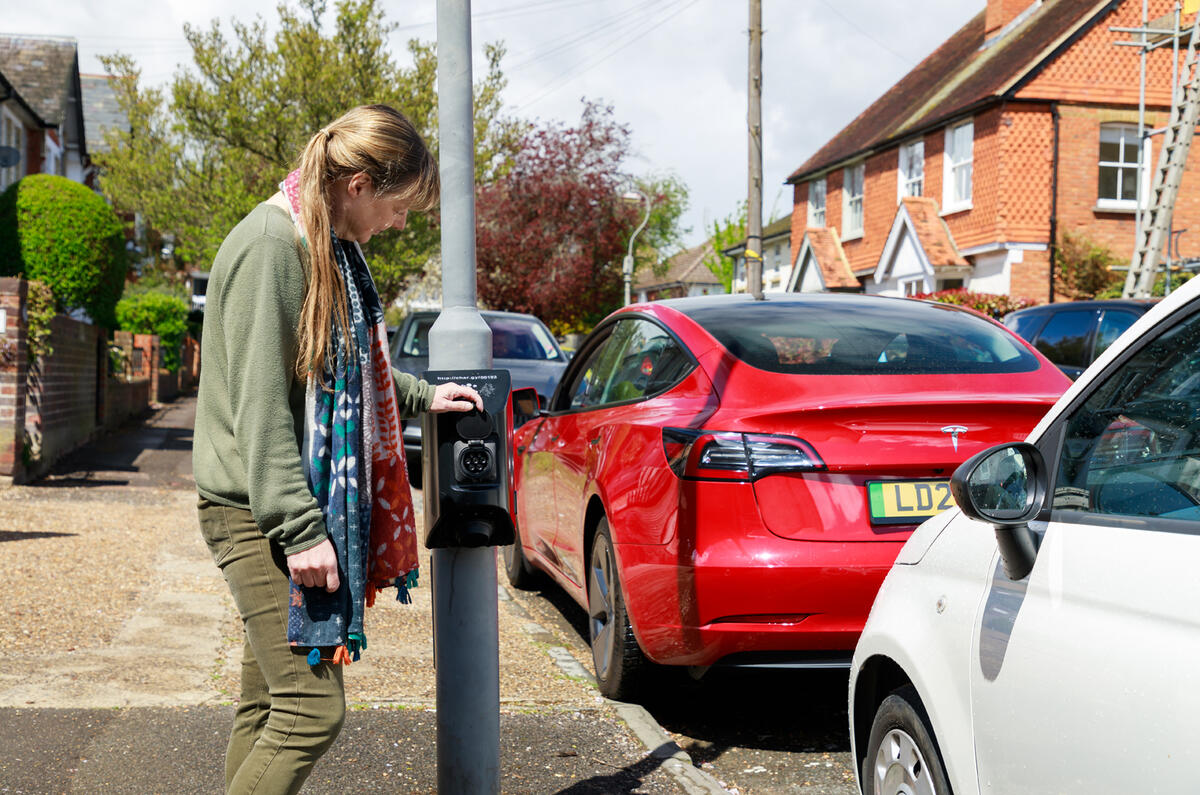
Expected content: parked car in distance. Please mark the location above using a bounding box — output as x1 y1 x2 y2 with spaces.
390 309 568 484
506 293 1070 700
1002 298 1156 379
850 275 1200 795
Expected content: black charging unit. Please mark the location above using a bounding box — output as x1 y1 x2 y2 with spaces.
421 369 515 549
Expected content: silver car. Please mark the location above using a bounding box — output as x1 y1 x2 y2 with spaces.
390 309 568 485
850 274 1200 794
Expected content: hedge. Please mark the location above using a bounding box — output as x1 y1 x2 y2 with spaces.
0 174 127 328
115 291 190 372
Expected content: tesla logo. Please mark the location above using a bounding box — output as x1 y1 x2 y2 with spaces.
941 425 968 452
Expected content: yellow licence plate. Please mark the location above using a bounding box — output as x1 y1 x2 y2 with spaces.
868 480 954 525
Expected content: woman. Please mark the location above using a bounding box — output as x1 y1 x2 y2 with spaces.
193 104 479 794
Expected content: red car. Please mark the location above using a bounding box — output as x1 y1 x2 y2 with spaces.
506 293 1069 699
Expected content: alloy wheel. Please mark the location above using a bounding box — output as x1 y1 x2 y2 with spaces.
588 535 615 680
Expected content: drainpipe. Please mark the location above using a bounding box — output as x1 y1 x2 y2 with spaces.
1048 102 1061 303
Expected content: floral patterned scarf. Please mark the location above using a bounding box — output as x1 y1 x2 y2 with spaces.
280 169 419 665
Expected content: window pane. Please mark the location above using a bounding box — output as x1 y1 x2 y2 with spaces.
1053 309 1200 519
1098 165 1120 200
600 320 690 403
1035 310 1094 369
1120 167 1139 201
1096 310 1140 357
1099 139 1122 163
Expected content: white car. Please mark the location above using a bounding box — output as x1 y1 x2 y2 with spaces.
850 274 1200 795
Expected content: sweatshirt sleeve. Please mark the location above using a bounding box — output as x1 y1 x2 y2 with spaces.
219 235 328 555
393 368 436 419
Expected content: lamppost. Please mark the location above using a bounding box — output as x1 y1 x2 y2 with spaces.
621 189 651 306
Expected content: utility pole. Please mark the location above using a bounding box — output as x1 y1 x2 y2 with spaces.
747 0 764 299
431 1 501 792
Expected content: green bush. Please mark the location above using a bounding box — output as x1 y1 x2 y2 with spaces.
1056 231 1123 299
115 291 189 372
1097 269 1194 298
912 288 1035 319
0 174 128 328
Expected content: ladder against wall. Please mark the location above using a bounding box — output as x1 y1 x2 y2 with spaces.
1124 13 1200 298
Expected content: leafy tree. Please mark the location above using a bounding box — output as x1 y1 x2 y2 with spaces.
115 291 190 371
475 101 686 333
0 174 128 328
96 0 523 304
701 202 747 293
629 172 691 280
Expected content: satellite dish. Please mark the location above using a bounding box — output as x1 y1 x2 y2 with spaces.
0 146 19 169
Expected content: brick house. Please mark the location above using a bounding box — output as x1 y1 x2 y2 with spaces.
0 35 92 191
786 0 1200 302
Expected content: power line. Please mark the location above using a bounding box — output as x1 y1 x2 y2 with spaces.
514 0 702 111
814 0 917 66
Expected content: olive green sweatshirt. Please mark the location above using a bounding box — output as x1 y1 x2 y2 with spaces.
193 202 434 554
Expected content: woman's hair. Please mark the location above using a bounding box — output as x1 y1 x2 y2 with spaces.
294 104 439 379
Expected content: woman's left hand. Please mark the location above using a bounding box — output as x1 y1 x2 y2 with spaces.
430 382 483 413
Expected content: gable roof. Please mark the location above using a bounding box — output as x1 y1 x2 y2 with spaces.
873 196 969 280
787 0 1114 184
786 228 859 291
633 240 722 291
0 35 80 129
80 74 127 155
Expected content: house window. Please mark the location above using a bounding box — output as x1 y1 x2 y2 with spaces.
943 119 973 211
807 178 826 226
901 277 924 297
898 140 924 200
0 113 24 191
843 163 865 239
1098 123 1143 207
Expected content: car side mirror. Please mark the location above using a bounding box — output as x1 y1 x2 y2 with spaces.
512 387 543 429
950 442 1047 580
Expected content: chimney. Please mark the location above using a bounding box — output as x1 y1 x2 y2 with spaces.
986 0 1036 40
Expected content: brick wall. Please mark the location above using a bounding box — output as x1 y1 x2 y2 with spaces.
0 279 28 483
24 316 104 477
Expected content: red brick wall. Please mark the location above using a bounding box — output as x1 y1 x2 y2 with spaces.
1018 0 1186 107
0 279 28 482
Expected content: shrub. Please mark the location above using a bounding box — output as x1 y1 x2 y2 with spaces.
1097 269 1194 298
115 291 189 371
1055 231 1123 299
0 174 128 328
912 288 1035 319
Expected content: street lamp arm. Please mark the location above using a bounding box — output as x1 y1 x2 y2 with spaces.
621 188 651 306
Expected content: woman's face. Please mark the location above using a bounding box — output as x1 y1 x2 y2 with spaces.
331 173 410 244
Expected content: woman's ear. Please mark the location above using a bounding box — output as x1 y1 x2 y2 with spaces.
346 172 372 197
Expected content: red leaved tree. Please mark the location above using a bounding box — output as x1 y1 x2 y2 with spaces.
476 102 641 332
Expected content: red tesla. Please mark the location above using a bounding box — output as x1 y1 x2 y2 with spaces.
505 293 1069 699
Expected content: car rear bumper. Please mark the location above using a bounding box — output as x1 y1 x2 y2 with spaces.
613 515 906 668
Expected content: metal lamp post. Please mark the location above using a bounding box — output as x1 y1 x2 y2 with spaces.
621 189 651 306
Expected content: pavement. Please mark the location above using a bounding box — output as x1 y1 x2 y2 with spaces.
0 394 733 795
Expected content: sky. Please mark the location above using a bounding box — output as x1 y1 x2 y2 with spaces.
8 0 983 249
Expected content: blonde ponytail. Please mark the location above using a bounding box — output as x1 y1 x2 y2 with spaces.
294 105 440 379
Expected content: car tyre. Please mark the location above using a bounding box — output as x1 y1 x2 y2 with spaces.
587 518 647 700
863 685 952 795
503 524 541 590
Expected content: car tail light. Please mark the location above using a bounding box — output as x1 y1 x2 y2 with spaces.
662 427 825 481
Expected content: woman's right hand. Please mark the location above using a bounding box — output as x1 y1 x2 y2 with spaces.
288 538 341 592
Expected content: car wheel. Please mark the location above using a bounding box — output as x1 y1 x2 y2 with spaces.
863 685 952 795
587 517 647 700
503 524 540 590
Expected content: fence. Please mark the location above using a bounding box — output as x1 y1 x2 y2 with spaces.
0 278 199 484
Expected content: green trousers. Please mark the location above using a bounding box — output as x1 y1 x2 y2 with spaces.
198 498 345 795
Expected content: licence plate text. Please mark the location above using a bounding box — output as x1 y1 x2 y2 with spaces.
868 480 954 524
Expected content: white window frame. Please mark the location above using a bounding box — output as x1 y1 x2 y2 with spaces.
0 110 25 191
898 139 924 202
843 162 865 240
1097 123 1147 210
942 119 974 213
900 276 924 297
807 178 826 227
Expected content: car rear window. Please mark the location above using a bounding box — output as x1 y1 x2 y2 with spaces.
394 314 561 361
684 298 1040 375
